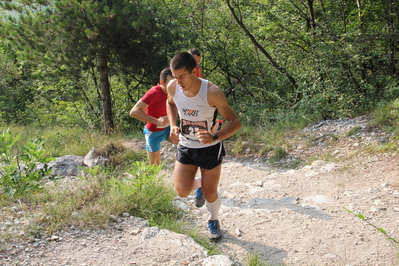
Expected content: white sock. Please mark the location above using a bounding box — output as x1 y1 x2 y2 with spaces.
205 194 221 221
191 176 201 192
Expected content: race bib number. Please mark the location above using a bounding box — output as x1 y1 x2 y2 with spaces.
180 119 208 140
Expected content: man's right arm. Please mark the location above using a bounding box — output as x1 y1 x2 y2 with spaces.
129 100 168 127
166 80 180 142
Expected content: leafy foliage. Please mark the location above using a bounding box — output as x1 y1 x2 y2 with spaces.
1 0 399 131
371 98 399 129
0 129 55 198
0 0 185 132
33 161 177 234
0 42 35 124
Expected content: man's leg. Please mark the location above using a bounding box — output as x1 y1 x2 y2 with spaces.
145 128 168 165
200 164 223 241
191 177 201 191
174 160 203 206
200 164 221 203
147 151 161 165
173 161 198 197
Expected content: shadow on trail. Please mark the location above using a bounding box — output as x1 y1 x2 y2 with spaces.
220 231 288 265
222 196 334 220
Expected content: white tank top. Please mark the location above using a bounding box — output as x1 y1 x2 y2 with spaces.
174 79 220 148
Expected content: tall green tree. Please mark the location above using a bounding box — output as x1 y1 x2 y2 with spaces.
0 42 34 124
1 0 178 133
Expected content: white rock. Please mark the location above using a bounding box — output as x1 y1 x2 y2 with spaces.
203 255 237 266
305 170 319 177
311 160 326 169
234 227 241 237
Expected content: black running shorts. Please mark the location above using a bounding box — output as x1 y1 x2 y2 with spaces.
176 142 225 170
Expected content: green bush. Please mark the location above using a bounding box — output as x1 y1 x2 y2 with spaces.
270 146 288 162
0 129 55 198
34 162 178 234
372 98 399 130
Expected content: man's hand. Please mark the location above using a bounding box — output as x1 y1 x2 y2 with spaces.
156 116 169 127
170 126 180 143
196 129 214 144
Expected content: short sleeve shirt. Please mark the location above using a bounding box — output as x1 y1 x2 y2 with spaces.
141 85 168 132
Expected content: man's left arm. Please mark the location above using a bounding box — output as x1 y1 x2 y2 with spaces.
196 85 241 144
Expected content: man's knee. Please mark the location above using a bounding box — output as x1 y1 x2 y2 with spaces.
174 185 191 197
147 151 161 165
202 189 218 203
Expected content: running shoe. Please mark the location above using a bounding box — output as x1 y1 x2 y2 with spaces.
195 187 205 207
208 220 222 241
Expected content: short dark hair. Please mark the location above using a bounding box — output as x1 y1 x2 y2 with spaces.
188 48 201 57
160 67 172 82
170 52 197 73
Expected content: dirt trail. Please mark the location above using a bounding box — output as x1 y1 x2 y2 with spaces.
185 152 399 265
172 116 399 265
2 116 399 265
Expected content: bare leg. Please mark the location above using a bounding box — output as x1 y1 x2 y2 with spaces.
200 164 222 203
200 164 222 219
173 161 198 197
147 151 161 165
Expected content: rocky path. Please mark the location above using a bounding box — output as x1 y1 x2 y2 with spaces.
191 154 399 265
2 116 399 265
176 116 399 265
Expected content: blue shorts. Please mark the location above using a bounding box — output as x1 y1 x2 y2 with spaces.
143 126 170 152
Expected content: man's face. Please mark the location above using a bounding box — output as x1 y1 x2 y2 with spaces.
192 54 201 65
172 68 196 91
160 75 174 92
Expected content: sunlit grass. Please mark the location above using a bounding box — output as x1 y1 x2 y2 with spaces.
0 125 143 158
232 119 305 169
4 164 218 252
371 99 399 131
233 123 302 155
243 252 270 266
21 163 177 234
0 125 220 254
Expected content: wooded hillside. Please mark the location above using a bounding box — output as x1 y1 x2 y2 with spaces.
1 0 398 133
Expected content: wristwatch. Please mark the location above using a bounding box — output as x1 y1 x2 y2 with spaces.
211 133 219 141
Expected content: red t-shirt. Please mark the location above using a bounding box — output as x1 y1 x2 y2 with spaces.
141 85 168 132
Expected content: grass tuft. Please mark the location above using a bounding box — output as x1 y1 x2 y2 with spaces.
243 252 270 266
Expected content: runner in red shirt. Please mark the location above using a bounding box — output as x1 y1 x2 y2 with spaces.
129 68 177 165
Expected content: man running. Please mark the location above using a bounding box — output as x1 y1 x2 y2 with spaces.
167 52 241 241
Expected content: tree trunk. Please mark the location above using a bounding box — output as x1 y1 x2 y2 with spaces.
307 0 316 30
386 0 398 77
98 54 114 134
